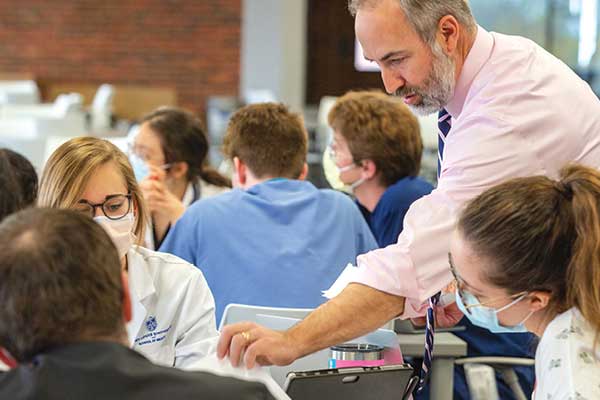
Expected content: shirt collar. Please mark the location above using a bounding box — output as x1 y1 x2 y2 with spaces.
445 26 494 118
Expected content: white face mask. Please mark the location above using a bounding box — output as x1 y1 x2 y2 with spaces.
322 146 365 194
93 213 136 259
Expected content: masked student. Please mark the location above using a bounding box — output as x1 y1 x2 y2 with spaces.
37 137 219 368
323 91 433 248
129 107 231 249
450 164 600 399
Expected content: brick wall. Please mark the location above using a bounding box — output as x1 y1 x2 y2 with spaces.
0 0 241 117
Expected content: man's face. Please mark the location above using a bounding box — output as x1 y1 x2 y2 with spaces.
355 0 456 115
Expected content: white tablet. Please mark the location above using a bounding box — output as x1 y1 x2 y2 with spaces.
284 364 416 400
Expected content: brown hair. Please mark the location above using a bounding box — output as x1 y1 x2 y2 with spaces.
0 148 38 210
0 208 124 362
458 164 600 344
223 103 308 179
141 107 231 188
38 137 146 241
328 91 422 186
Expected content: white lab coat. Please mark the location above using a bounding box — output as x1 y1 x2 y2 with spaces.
145 178 229 250
126 245 219 369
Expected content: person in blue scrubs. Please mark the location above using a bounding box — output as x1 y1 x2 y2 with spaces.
325 91 534 399
160 103 378 322
325 91 433 248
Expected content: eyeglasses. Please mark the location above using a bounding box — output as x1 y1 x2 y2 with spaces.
75 194 132 220
448 253 526 315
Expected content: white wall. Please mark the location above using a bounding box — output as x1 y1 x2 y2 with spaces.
240 0 308 111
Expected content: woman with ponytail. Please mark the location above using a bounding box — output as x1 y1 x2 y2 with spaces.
450 164 600 399
130 107 231 249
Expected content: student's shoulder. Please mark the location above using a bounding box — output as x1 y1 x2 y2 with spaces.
386 177 433 202
130 246 203 281
317 187 354 204
185 189 243 217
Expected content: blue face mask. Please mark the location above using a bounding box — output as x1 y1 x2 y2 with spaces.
455 289 533 333
129 153 150 182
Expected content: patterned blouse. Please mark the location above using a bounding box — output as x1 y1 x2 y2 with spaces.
533 308 600 399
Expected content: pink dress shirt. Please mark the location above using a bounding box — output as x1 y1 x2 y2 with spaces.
350 26 600 318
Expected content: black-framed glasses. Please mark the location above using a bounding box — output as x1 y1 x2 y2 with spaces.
75 194 132 220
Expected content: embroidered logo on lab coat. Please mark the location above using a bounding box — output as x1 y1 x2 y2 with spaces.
145 316 158 332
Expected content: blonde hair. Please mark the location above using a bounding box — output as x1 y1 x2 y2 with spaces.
38 137 146 242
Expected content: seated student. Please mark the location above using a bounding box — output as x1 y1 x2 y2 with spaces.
450 164 600 399
325 91 433 247
327 91 535 399
160 103 378 322
131 107 231 249
0 208 276 400
37 137 218 368
0 148 38 222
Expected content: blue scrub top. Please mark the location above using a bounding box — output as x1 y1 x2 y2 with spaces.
360 177 535 400
160 179 378 322
357 176 433 247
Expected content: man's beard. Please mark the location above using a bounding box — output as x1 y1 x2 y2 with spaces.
395 41 456 116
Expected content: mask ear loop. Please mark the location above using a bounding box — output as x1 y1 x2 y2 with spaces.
495 293 535 325
495 293 528 313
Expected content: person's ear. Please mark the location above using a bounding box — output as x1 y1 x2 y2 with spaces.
527 290 551 313
298 163 309 181
121 272 132 324
232 157 247 188
437 15 460 54
169 162 189 180
360 159 377 180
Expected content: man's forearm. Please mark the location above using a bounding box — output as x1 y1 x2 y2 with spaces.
286 283 405 359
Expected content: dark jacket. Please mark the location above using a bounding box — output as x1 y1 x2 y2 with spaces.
0 341 276 400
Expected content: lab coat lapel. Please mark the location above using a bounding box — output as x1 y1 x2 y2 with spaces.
125 247 157 345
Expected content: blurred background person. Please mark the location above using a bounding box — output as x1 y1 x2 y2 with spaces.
130 107 231 249
0 148 38 223
325 91 433 247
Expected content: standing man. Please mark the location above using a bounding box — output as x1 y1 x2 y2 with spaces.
218 0 600 397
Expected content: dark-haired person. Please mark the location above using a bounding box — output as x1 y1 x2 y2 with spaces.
130 107 231 249
160 103 378 322
0 148 38 222
325 91 433 247
0 208 276 400
450 164 600 399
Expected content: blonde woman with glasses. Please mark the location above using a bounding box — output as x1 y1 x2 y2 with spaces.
38 137 219 369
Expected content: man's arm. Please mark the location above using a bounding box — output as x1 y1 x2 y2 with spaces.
217 283 405 369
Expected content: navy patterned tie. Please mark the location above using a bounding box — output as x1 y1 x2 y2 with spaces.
417 109 450 393
437 109 451 178
418 292 442 392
